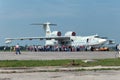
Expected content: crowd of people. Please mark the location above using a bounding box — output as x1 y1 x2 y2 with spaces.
2 45 89 52
26 45 87 52
2 44 117 52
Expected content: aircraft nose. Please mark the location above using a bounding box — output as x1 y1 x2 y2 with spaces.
99 39 107 43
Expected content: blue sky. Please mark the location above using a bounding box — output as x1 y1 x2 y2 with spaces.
0 0 120 46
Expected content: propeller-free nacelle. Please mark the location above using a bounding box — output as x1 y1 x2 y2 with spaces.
5 40 12 44
51 31 62 36
65 31 76 36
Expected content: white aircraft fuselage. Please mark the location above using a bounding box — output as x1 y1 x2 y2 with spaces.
45 35 107 47
5 22 111 47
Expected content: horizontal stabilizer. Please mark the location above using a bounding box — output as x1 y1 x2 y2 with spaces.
31 22 57 26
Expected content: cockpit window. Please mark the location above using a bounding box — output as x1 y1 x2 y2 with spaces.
94 35 100 38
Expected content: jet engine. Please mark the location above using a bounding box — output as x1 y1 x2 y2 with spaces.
5 40 12 44
51 31 61 36
65 31 76 36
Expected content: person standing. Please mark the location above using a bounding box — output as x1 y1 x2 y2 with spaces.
15 43 21 54
116 44 120 58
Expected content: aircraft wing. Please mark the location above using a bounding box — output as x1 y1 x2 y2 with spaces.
5 36 70 41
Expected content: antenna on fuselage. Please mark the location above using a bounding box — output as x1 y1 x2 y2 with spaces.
31 22 57 36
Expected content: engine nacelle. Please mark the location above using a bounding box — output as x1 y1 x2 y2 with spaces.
5 40 12 44
65 31 76 36
51 31 61 36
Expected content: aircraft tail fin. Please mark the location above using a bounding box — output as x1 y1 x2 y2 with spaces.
31 22 57 36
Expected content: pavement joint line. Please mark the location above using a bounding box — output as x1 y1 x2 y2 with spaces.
0 66 120 73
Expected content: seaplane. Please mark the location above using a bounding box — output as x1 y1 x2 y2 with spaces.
5 22 115 49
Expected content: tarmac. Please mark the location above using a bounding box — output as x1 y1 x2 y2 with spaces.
0 66 120 80
0 51 118 60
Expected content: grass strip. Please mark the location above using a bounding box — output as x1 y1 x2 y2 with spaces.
0 58 120 67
